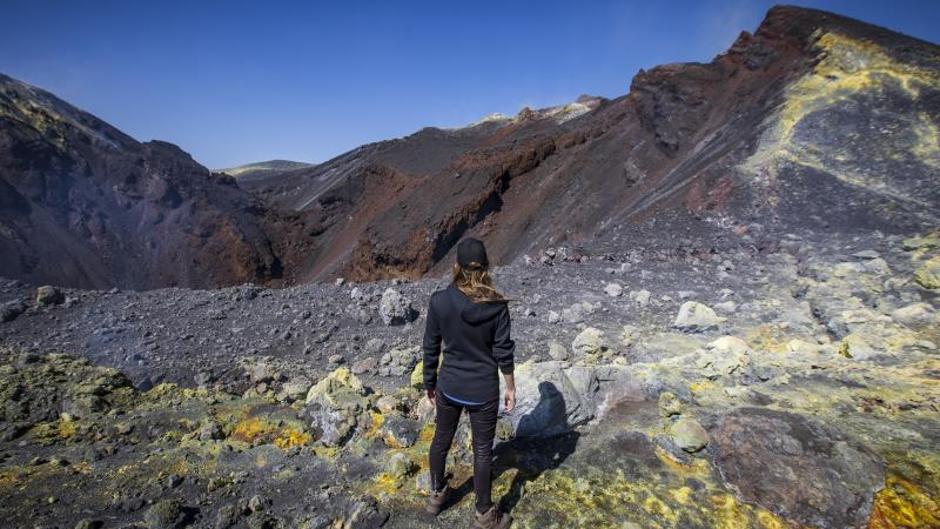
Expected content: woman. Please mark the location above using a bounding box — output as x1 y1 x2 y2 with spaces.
422 237 515 529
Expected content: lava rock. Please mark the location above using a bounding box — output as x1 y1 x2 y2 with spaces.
710 407 884 529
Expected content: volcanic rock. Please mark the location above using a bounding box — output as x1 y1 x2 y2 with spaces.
673 301 725 331
710 408 884 529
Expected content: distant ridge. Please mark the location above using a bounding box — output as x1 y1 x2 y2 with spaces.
219 159 315 181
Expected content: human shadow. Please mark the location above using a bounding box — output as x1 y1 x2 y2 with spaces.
447 381 581 514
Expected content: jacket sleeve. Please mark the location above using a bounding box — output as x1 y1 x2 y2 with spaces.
493 303 515 375
422 295 442 391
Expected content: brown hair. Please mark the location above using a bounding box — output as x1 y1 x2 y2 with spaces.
452 262 507 303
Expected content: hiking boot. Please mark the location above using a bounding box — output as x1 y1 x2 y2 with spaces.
426 484 451 515
470 505 512 529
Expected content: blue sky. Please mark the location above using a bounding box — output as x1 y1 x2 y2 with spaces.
1 1 938 169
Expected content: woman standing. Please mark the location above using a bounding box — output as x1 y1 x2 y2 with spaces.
422 237 515 529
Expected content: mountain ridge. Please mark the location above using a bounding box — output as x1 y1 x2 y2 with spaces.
0 5 937 289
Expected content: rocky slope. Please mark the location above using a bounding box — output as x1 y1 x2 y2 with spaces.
2 6 937 290
0 74 304 290
250 6 940 283
0 227 938 528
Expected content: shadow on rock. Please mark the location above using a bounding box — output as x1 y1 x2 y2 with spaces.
449 381 581 514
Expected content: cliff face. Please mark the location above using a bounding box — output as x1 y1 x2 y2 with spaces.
0 74 290 289
255 5 940 283
1 6 937 289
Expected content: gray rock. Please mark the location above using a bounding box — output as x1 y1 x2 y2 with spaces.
351 356 378 375
36 285 64 306
1 300 26 323
144 499 188 529
631 289 651 306
379 288 415 325
561 301 595 323
278 375 313 401
385 452 418 478
364 338 386 355
571 327 608 356
248 494 265 513
673 301 725 331
547 340 569 361
501 360 640 437
381 415 421 448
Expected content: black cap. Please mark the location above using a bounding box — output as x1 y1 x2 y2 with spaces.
456 237 489 268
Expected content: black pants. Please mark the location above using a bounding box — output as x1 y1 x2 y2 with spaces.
428 391 499 514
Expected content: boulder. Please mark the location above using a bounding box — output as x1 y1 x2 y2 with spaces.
0 301 26 323
673 301 725 331
914 256 940 289
710 408 883 529
561 301 596 323
547 340 569 361
381 415 421 448
144 499 188 529
351 357 378 375
696 336 750 378
500 360 640 438
571 327 608 356
631 289 652 306
890 302 935 326
657 391 682 418
277 375 312 402
670 417 708 452
837 333 881 360
385 452 418 479
303 368 369 446
379 288 415 325
35 285 64 306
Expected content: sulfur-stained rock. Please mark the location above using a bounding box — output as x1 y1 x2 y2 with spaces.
890 302 935 326
547 340 569 361
303 367 369 447
670 416 708 452
409 361 424 389
673 301 725 331
385 452 418 479
838 333 880 360
695 336 750 378
710 408 883 529
913 256 940 289
572 327 608 356
657 391 682 418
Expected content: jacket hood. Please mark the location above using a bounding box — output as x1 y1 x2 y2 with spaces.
451 285 507 324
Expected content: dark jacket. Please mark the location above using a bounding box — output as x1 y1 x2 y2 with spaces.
422 284 515 404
